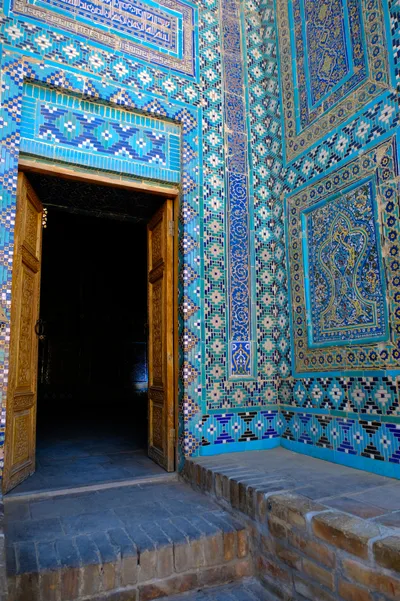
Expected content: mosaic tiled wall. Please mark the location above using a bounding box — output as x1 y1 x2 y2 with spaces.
277 0 400 478
0 0 285 473
21 82 182 182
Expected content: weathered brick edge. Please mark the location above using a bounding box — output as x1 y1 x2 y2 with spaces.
0 496 6 601
182 460 400 601
7 513 252 601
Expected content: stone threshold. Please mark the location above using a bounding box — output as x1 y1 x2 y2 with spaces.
183 449 400 601
6 473 178 502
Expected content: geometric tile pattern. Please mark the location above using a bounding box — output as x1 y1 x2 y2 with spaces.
0 19 201 98
10 0 198 77
281 91 400 190
281 410 400 465
0 0 283 470
21 83 181 183
201 0 289 419
195 409 279 450
278 0 400 476
281 376 400 416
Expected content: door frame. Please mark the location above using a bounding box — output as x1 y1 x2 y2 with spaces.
15 158 181 472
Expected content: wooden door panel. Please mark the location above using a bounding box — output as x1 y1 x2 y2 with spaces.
147 200 174 472
150 276 163 386
3 173 43 493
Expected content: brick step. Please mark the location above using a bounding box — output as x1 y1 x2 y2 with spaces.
158 578 277 600
183 451 400 601
5 481 252 601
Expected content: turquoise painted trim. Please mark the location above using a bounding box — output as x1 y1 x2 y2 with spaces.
382 415 400 424
200 437 280 456
280 405 330 415
300 176 389 349
294 368 400 379
281 438 400 480
280 404 400 422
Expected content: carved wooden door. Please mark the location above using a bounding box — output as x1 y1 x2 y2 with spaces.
147 200 175 471
3 173 43 493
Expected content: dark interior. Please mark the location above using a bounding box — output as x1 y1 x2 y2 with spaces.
37 208 149 453
10 173 167 493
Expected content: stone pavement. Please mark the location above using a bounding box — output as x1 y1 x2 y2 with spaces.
5 448 400 601
4 480 252 601
11 445 165 496
158 578 275 600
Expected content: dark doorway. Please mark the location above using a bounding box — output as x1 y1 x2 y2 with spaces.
10 174 167 495
38 210 148 454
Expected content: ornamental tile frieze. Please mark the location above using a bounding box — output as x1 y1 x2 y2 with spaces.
6 0 198 77
287 136 400 375
303 179 388 347
277 0 393 162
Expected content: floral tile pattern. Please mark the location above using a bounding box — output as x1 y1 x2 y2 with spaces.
303 179 387 347
277 0 392 161
287 138 399 374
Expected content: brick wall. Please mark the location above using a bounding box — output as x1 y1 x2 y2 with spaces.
184 460 400 601
257 494 400 601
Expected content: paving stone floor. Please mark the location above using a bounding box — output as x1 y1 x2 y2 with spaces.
190 448 400 528
9 420 164 496
4 480 243 577
159 579 275 600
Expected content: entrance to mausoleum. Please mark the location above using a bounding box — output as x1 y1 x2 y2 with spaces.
2 168 178 494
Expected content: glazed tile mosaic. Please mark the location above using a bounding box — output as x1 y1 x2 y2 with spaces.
278 0 400 478
8 0 198 77
221 0 254 377
277 0 393 161
21 82 181 182
0 0 398 479
303 178 388 347
288 138 398 373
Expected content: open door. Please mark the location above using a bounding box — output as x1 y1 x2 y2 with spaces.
3 173 43 493
147 200 175 472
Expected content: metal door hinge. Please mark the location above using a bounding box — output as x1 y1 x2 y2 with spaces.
168 220 175 237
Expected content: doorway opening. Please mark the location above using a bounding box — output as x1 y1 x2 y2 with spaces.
3 169 178 495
